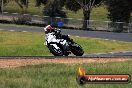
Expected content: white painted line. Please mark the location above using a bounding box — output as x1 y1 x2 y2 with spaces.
95 53 102 55
12 13 18 15
65 18 73 20
9 30 15 32
95 53 106 55
112 40 116 42
104 39 109 40
123 51 132 53
22 31 27 32
109 52 114 54
55 17 61 18
108 51 132 54
76 36 79 37
33 15 39 17
23 14 29 16
43 16 50 18
3 12 8 14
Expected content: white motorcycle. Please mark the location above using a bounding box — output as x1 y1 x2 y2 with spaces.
44 28 84 56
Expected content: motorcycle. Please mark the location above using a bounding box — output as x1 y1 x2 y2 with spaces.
44 28 84 56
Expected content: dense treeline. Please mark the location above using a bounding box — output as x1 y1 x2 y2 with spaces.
0 0 132 31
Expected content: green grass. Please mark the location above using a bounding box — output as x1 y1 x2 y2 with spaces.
0 60 131 88
4 0 108 21
0 31 132 56
0 23 43 28
4 0 44 16
0 31 51 56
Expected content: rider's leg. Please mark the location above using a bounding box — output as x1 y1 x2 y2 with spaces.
61 35 74 43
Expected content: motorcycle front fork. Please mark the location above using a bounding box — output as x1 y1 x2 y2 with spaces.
62 44 71 55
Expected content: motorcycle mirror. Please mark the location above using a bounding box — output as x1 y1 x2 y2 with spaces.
57 21 64 28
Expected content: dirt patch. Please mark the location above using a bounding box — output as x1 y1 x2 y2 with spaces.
0 58 131 68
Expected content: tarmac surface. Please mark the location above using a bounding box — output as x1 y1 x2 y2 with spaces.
0 25 132 57
0 25 132 42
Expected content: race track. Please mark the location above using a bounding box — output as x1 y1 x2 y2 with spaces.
0 25 132 57
0 25 132 42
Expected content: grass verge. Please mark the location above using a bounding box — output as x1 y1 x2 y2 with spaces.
0 31 132 56
0 23 42 28
0 60 131 88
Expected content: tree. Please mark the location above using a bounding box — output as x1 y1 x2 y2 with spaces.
65 0 102 30
0 0 9 13
35 0 66 18
105 0 132 23
44 0 66 17
36 0 102 29
35 0 67 26
0 0 29 13
14 0 29 13
35 0 47 6
105 0 132 32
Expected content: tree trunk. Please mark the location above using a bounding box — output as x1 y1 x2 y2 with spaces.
0 6 1 13
0 1 2 13
82 10 90 30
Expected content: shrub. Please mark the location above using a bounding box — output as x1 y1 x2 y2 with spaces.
13 15 31 24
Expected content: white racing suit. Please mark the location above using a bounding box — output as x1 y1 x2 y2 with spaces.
45 32 60 46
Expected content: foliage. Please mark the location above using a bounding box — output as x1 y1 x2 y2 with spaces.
0 0 9 12
0 0 29 13
0 0 9 5
104 0 132 32
35 0 66 18
13 15 31 24
65 0 102 30
43 0 66 17
65 0 81 12
35 0 47 6
65 0 102 12
105 0 132 23
14 0 29 13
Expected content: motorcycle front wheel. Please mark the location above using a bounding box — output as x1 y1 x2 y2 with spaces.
48 45 63 56
70 43 84 56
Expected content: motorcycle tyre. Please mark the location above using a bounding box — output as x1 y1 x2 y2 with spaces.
48 45 63 56
71 44 84 56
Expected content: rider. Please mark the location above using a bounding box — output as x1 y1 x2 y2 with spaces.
44 25 74 43
44 25 54 34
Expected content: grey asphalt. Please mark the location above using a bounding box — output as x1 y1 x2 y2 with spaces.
0 25 132 57
84 51 132 58
0 25 132 42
